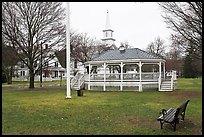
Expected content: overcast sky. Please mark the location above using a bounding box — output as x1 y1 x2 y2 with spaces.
64 2 172 50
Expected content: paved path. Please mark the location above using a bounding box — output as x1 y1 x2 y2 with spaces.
2 84 66 89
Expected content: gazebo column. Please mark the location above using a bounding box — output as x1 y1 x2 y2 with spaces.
163 62 165 79
88 64 91 90
159 62 162 77
139 61 142 92
120 62 124 91
159 62 162 81
158 62 162 91
103 62 106 91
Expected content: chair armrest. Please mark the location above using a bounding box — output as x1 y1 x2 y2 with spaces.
160 109 167 115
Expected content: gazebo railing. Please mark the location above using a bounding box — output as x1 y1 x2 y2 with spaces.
123 73 140 80
106 73 121 80
89 72 161 81
141 72 160 80
90 74 104 80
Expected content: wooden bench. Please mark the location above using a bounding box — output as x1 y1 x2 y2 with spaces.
157 100 190 131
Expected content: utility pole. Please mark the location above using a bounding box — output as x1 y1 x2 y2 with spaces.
65 2 71 99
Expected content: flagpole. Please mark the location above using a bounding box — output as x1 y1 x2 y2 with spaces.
65 2 71 99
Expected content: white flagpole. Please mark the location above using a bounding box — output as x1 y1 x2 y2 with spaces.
65 2 71 99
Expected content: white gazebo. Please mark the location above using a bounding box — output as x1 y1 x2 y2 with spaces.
71 46 177 92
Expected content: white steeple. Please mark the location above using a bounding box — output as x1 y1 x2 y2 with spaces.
105 10 111 30
101 10 115 46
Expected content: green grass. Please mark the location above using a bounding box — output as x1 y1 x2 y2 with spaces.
176 78 202 91
2 78 202 135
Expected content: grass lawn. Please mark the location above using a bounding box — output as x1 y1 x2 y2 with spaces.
2 78 202 135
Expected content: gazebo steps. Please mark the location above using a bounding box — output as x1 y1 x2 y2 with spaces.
160 80 173 91
71 72 86 90
159 89 173 91
72 84 80 90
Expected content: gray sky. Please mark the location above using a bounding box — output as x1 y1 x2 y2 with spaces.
64 2 172 50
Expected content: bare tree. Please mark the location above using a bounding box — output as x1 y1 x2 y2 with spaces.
71 33 111 64
56 32 112 72
165 48 184 77
2 2 65 88
165 40 183 59
72 33 93 63
158 2 202 60
2 41 20 84
146 37 166 57
95 42 113 56
120 41 132 49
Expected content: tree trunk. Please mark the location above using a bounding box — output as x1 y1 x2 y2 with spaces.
29 69 35 88
7 66 13 84
5 69 9 84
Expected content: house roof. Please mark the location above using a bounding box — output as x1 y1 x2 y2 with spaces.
55 49 66 68
92 48 162 61
55 49 78 68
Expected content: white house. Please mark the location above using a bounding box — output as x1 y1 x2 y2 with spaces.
12 56 67 82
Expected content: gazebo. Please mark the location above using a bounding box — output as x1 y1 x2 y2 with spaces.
71 46 177 91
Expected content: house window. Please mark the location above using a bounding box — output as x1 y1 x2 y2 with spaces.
106 32 108 37
55 62 58 67
20 71 25 76
54 71 58 77
45 44 48 49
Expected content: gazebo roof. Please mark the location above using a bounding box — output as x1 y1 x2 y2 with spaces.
92 48 162 61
